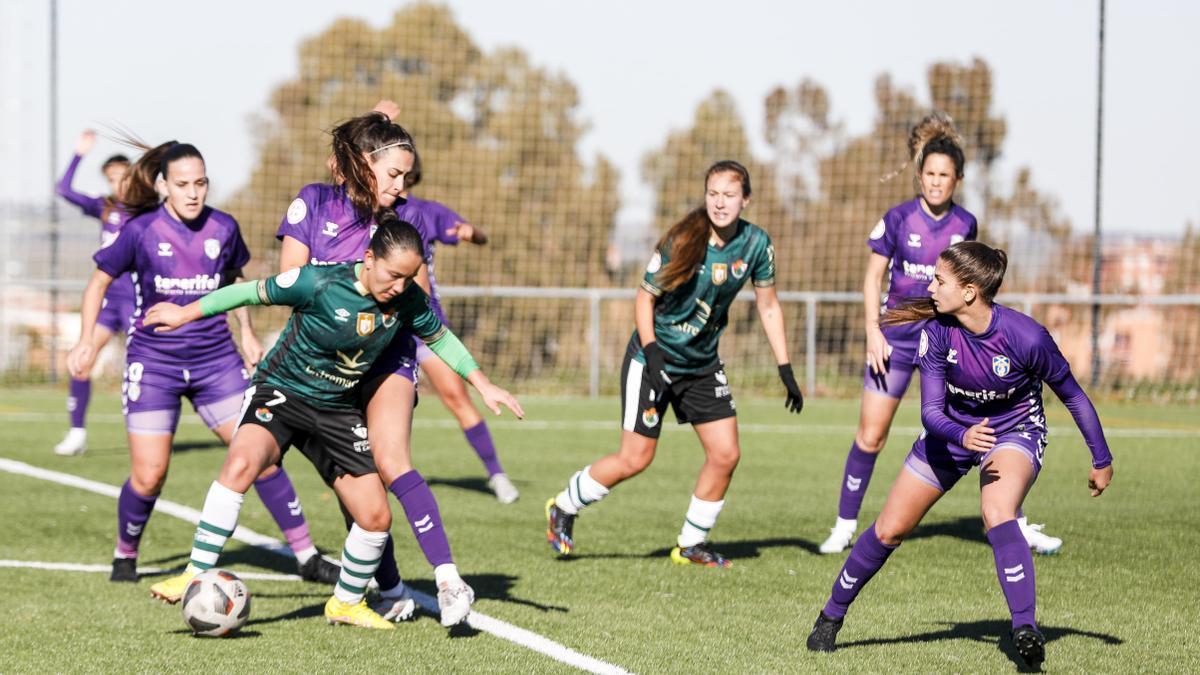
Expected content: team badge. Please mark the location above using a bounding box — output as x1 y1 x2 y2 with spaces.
356 312 376 336
869 219 886 240
992 355 1011 377
204 238 220 260
255 408 273 423
642 407 660 428
712 263 728 286
286 198 307 225
918 330 929 358
731 259 747 279
950 234 965 245
275 267 300 289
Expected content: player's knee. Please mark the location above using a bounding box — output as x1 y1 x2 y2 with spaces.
618 448 655 477
855 429 888 453
355 507 391 533
129 465 167 496
371 450 412 485
219 451 262 492
705 445 741 474
980 503 1017 531
872 518 911 546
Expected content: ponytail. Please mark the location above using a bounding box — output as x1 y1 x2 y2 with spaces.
329 112 415 219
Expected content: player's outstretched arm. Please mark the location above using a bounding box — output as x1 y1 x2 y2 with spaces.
753 284 803 413
423 327 524 418
67 268 115 378
144 279 265 333
1047 371 1114 497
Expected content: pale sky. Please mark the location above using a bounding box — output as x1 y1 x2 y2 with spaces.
3 0 1198 236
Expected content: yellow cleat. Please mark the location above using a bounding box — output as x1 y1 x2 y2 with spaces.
325 596 396 630
149 565 199 604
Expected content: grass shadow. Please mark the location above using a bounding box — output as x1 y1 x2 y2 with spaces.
906 515 989 546
408 571 568 616
566 537 820 562
425 476 493 498
169 629 263 639
171 439 225 453
837 619 1123 672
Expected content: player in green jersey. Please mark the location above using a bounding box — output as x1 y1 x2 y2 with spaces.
145 213 522 629
546 160 804 568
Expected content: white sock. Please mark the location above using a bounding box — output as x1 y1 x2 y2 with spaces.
555 465 610 515
333 524 388 605
434 563 461 588
191 481 245 570
294 546 318 565
677 495 725 548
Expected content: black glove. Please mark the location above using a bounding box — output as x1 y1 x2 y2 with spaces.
778 363 804 414
642 341 671 386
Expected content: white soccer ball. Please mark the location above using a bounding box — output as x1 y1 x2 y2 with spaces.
180 569 251 637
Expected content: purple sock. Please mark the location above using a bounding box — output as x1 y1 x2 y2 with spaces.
390 470 453 567
68 378 90 428
987 519 1037 629
115 480 157 559
837 442 879 520
252 468 314 556
464 421 504 477
823 523 897 619
374 534 403 593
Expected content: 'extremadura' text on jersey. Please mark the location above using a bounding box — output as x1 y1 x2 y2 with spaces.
634 219 775 374
254 264 445 409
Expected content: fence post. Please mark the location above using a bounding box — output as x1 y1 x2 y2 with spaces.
589 290 601 398
805 295 817 396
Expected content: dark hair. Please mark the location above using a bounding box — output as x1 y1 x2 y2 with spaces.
101 154 130 172
369 208 425 261
119 140 205 215
330 112 415 219
653 160 752 292
920 135 965 178
883 241 1008 325
404 147 423 189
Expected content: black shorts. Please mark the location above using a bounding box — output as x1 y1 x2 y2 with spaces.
237 385 376 485
619 346 736 439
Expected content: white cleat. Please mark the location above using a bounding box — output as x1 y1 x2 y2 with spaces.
819 518 857 554
1020 521 1063 555
488 473 519 504
370 583 417 622
437 579 475 627
54 428 87 456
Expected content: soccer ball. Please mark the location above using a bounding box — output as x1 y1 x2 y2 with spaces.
180 569 251 637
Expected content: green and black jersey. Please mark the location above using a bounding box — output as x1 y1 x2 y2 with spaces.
632 218 775 374
254 263 444 409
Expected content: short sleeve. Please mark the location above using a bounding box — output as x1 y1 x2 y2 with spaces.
867 209 899 259
752 231 775 287
261 265 317 309
966 213 979 242
277 185 319 246
640 244 669 297
93 220 140 278
225 218 252 271
431 202 462 245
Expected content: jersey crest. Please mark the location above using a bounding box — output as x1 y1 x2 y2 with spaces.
712 263 728 286
356 312 376 336
992 355 1011 377
204 238 220 260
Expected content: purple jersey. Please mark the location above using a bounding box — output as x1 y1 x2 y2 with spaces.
394 194 461 324
917 304 1112 468
276 184 375 264
57 154 137 311
94 205 251 363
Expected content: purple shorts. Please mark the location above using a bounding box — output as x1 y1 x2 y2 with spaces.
367 331 419 384
414 338 435 365
903 430 1046 493
97 276 137 334
122 347 250 435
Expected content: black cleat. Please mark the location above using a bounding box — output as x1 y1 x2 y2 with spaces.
1012 624 1045 668
545 498 576 556
806 612 844 652
298 553 342 585
670 542 733 568
109 557 138 583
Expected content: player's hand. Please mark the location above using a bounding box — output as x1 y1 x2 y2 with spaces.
240 329 264 369
75 130 96 156
372 99 400 121
477 381 524 419
143 302 191 332
641 341 671 386
1088 464 1113 497
962 417 996 452
865 325 890 375
778 363 804 414
447 221 474 243
66 341 96 379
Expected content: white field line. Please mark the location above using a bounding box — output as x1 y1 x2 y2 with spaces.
0 457 630 675
0 410 1191 438
0 559 300 582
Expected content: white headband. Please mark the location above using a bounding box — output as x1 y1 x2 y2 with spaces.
369 141 414 156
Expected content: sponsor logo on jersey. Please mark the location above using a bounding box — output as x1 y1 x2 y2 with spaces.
947 382 1017 402
203 238 220 260
947 348 958 364
731 259 747 279
334 308 350 322
641 407 660 428
322 221 339 237
907 233 922 248
712 263 728 285
869 219 886 240
157 242 173 257
919 330 929 358
646 251 662 274
356 312 376 336
950 234 965 245
334 349 368 376
154 273 221 295
902 260 936 280
286 198 307 225
381 313 397 328
992 355 1011 377
670 298 713 337
275 267 300 289
255 407 273 423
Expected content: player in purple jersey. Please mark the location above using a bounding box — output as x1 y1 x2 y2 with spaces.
65 139 337 586
396 152 519 504
819 114 1062 556
806 242 1114 668
277 111 477 626
53 129 133 456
